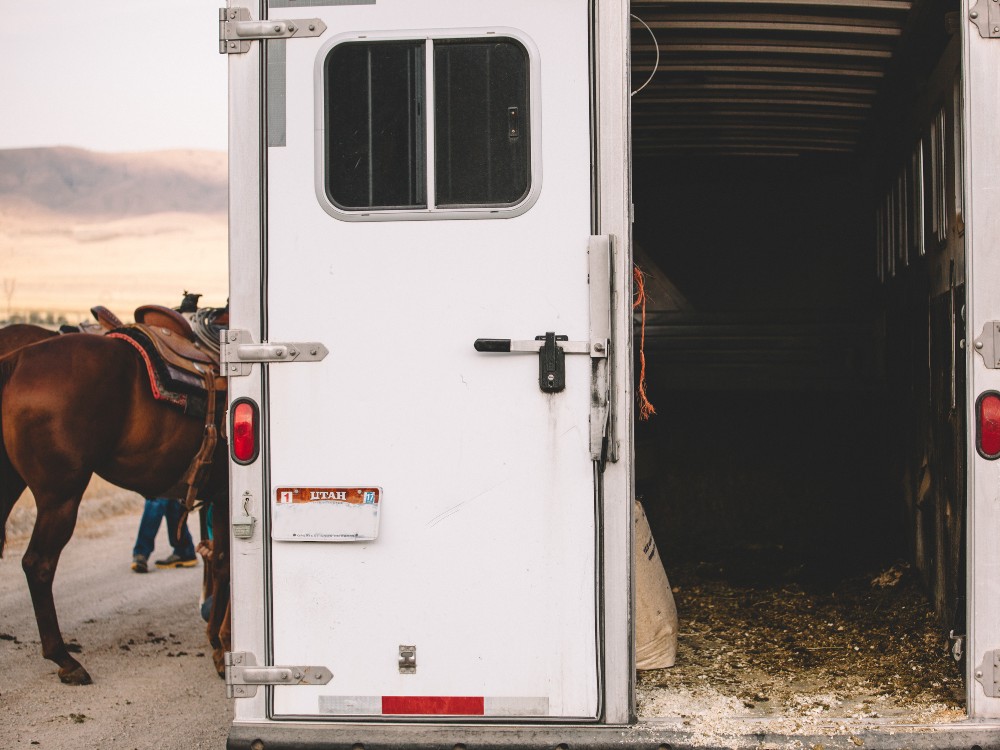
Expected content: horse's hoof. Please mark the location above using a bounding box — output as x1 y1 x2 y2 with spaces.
212 649 226 678
58 665 93 685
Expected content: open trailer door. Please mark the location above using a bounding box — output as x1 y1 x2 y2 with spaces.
223 0 611 722
964 0 1000 720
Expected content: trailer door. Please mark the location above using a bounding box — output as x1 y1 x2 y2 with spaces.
259 0 599 720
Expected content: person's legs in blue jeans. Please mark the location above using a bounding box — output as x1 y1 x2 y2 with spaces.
132 498 168 572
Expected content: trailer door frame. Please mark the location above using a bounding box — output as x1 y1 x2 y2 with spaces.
964 0 1000 720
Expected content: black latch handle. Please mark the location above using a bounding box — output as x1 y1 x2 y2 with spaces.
474 338 513 353
537 332 566 393
474 333 581 394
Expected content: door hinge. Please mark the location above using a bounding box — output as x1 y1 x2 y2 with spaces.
225 652 333 698
219 7 327 54
973 321 1000 368
969 0 1000 38
589 234 615 464
976 650 1000 697
221 329 329 377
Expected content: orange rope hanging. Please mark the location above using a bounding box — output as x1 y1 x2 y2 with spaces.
633 264 656 420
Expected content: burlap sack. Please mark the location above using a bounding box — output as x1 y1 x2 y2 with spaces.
634 499 678 669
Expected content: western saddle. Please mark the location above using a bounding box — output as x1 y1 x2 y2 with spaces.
86 299 229 509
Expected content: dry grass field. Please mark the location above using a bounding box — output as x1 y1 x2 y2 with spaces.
0 207 228 322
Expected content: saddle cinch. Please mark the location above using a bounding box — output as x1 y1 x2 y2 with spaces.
82 300 229 509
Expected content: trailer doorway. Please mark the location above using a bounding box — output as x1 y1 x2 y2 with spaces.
629 0 970 730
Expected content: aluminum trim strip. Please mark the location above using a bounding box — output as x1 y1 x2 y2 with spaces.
270 0 374 6
267 40 287 148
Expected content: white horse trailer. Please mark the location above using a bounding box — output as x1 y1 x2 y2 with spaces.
222 0 1000 747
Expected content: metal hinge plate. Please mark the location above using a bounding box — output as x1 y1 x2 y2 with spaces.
970 0 1000 38
225 652 333 698
219 7 327 54
221 329 329 377
973 321 1000 368
976 650 1000 697
588 234 614 464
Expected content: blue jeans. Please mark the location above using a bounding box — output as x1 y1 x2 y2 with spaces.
132 497 196 560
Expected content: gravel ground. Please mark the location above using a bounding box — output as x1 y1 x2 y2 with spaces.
0 507 232 750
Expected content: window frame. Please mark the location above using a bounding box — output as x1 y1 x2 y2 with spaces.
314 27 543 223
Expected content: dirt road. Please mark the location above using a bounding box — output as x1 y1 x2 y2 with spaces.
0 510 232 749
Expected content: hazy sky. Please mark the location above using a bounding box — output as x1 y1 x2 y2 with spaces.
1 1 227 153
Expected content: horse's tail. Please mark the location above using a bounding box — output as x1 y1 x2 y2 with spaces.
0 353 24 558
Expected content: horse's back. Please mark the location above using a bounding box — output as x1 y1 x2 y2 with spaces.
0 324 58 358
5 332 140 397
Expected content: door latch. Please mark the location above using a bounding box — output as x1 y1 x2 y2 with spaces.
219 7 327 54
538 332 566 392
221 329 329 377
474 333 606 394
398 644 416 674
225 652 333 698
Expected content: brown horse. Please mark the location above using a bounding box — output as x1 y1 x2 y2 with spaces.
0 330 230 684
0 323 58 354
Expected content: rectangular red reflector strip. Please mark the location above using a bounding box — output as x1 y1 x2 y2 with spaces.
381 696 485 715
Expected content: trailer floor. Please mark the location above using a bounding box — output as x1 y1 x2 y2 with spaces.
638 556 966 739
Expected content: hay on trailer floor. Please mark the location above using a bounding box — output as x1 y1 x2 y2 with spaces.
638 557 965 738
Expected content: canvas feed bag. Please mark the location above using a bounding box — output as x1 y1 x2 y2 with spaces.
634 499 678 669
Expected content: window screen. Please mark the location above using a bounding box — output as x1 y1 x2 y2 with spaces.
322 36 532 215
434 40 530 207
325 41 426 210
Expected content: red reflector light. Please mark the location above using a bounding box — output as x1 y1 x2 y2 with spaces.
978 392 1000 459
381 696 485 715
231 400 259 464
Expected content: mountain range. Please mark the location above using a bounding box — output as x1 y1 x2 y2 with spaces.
0 146 227 218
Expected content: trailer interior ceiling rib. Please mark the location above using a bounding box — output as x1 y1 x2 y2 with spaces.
224 0 1000 747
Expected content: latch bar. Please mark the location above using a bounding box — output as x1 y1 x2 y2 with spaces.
474 338 597 356
474 333 606 395
226 652 333 698
219 7 327 54
222 329 329 377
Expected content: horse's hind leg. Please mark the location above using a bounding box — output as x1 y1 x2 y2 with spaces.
0 464 27 559
22 488 91 685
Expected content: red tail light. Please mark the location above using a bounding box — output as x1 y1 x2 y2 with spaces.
977 392 1000 459
231 399 260 464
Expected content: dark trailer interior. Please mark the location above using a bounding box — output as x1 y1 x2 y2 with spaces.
628 0 969 728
